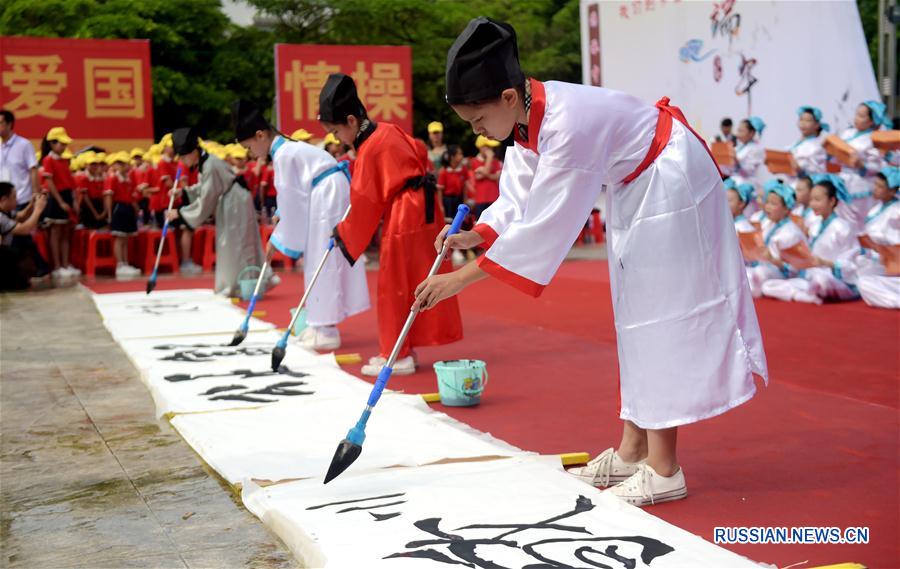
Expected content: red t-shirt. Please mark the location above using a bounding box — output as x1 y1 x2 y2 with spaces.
152 159 179 211
469 157 502 204
263 166 277 198
86 176 105 200
243 162 260 195
105 173 137 204
41 154 76 191
129 165 151 193
437 165 468 197
74 172 89 195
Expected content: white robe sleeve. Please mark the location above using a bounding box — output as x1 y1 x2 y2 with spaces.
478 160 605 296
736 144 765 179
472 145 538 246
270 154 310 259
859 139 885 178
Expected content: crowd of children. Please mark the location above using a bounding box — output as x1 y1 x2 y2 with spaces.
723 100 899 309
0 117 506 292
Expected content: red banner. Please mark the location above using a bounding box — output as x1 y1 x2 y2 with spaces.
275 44 413 138
0 36 153 151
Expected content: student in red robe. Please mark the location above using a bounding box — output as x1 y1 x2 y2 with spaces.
318 73 463 375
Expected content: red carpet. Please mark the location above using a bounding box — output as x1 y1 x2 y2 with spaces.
88 260 899 568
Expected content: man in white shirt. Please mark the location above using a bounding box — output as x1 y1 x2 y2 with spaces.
0 110 40 210
1 109 49 279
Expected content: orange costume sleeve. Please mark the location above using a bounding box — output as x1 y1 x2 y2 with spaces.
335 123 463 358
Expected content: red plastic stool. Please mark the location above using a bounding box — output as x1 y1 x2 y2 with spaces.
140 229 180 275
83 231 118 277
191 225 216 271
69 228 88 269
260 224 294 269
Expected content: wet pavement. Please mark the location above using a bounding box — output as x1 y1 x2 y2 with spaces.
1 286 296 568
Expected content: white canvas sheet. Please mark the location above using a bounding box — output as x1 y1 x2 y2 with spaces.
170 394 524 485
242 457 768 568
91 289 273 340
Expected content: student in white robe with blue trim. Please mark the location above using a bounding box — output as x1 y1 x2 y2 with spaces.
853 167 900 309
836 101 890 231
234 102 370 350
745 180 807 298
724 116 769 222
414 17 768 507
762 175 859 304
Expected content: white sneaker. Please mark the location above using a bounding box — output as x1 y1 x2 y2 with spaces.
361 355 416 376
605 463 687 507
297 326 341 351
181 261 202 275
63 265 82 277
367 350 417 366
451 250 465 265
51 268 67 283
268 273 281 288
567 448 646 488
115 263 140 280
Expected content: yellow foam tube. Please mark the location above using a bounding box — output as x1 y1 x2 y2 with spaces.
335 353 362 365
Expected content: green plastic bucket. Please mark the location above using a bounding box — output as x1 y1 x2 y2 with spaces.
433 359 488 407
289 307 308 336
237 266 264 301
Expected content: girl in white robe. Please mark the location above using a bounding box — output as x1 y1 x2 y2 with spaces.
724 178 756 234
745 181 807 298
762 175 859 304
233 102 370 350
725 116 770 221
789 106 828 178
854 167 900 309
415 17 768 507
836 101 890 230
790 175 822 236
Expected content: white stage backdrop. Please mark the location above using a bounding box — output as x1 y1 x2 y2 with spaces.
580 0 880 149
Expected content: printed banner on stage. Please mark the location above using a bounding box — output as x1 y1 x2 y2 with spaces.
579 0 880 148
0 36 154 151
274 44 413 137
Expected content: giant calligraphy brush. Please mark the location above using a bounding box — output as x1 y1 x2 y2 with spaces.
324 204 469 484
229 260 270 346
146 167 183 295
270 204 353 371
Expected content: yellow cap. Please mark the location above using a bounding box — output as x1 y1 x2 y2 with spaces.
106 151 128 165
475 134 501 148
70 155 82 171
427 121 443 134
291 128 313 141
47 126 73 145
228 144 248 159
160 133 174 148
324 132 341 146
61 148 74 159
130 147 145 159
94 152 107 163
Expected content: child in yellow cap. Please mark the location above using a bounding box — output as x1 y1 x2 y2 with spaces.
426 121 446 171
39 127 80 282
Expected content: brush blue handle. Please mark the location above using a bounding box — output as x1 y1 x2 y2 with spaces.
448 204 469 235
276 329 290 349
240 294 258 332
150 168 183 284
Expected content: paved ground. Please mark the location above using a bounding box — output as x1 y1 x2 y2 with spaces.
0 286 296 568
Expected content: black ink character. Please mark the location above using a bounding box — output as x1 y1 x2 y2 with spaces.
384 495 675 569
307 493 408 522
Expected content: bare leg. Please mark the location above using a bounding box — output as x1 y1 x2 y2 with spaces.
180 230 192 263
49 224 62 269
616 420 648 463
114 237 126 264
61 223 71 267
646 427 679 477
